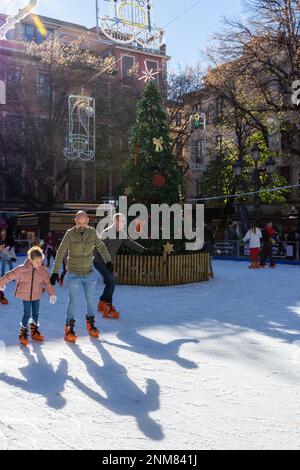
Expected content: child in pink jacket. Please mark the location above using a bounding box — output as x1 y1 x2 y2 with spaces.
0 246 57 346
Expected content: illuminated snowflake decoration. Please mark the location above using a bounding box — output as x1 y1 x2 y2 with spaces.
138 61 160 83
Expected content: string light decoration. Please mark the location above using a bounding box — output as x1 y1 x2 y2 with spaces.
64 95 96 162
96 0 165 50
138 60 160 83
0 0 38 40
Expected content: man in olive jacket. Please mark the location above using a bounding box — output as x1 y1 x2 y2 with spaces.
50 211 112 343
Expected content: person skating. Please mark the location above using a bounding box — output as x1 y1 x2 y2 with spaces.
202 223 216 278
0 246 56 346
50 211 112 343
94 213 145 319
0 239 14 305
243 221 262 269
0 228 16 276
260 221 277 268
45 231 58 268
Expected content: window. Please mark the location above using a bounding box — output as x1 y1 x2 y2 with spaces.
19 23 36 42
121 55 135 81
215 134 223 154
68 165 83 201
175 141 183 159
175 113 182 127
192 139 205 164
18 23 53 44
197 178 202 198
96 170 109 200
6 69 23 103
280 166 291 184
37 72 50 100
216 96 224 122
4 113 25 146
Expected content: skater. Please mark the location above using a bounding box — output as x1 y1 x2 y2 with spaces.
0 239 16 304
260 221 277 268
202 222 215 278
94 213 145 319
243 221 262 269
45 231 58 268
0 228 16 276
50 211 112 343
0 246 56 346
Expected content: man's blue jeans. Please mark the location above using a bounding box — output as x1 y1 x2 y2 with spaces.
66 271 97 323
1 260 13 276
22 300 40 328
93 261 116 304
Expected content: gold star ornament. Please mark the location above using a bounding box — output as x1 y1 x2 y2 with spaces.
124 185 133 196
163 242 174 255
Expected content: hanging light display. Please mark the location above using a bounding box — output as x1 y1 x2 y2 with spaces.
96 0 165 50
0 0 38 40
64 96 96 162
0 81 5 105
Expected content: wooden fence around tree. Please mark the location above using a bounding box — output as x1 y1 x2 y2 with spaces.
115 252 210 286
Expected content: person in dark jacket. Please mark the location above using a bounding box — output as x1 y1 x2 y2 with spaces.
45 231 58 268
94 213 145 319
260 221 276 268
202 223 215 278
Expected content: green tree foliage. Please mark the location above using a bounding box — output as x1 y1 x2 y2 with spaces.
121 81 185 254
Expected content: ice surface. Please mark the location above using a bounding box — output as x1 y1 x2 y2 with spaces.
0 259 299 450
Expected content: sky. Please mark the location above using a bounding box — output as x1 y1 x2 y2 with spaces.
0 0 245 69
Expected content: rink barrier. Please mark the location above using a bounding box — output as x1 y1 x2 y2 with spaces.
214 240 300 261
115 253 210 286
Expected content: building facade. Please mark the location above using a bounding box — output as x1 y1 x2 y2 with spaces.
0 13 169 206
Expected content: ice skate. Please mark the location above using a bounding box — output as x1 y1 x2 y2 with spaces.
98 300 106 312
19 327 29 347
0 293 9 305
64 320 77 344
101 302 120 319
86 316 100 338
30 324 44 342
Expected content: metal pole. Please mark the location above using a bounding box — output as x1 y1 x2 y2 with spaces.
254 161 260 220
147 0 152 32
95 0 100 36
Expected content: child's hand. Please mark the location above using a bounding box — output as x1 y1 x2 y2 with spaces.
49 295 57 305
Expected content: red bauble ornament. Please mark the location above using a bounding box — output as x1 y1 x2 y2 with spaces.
152 172 166 189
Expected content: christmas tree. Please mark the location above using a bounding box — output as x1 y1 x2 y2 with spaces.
121 81 185 254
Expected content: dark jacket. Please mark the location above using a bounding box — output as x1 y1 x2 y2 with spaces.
94 225 145 265
262 226 276 243
202 225 215 256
